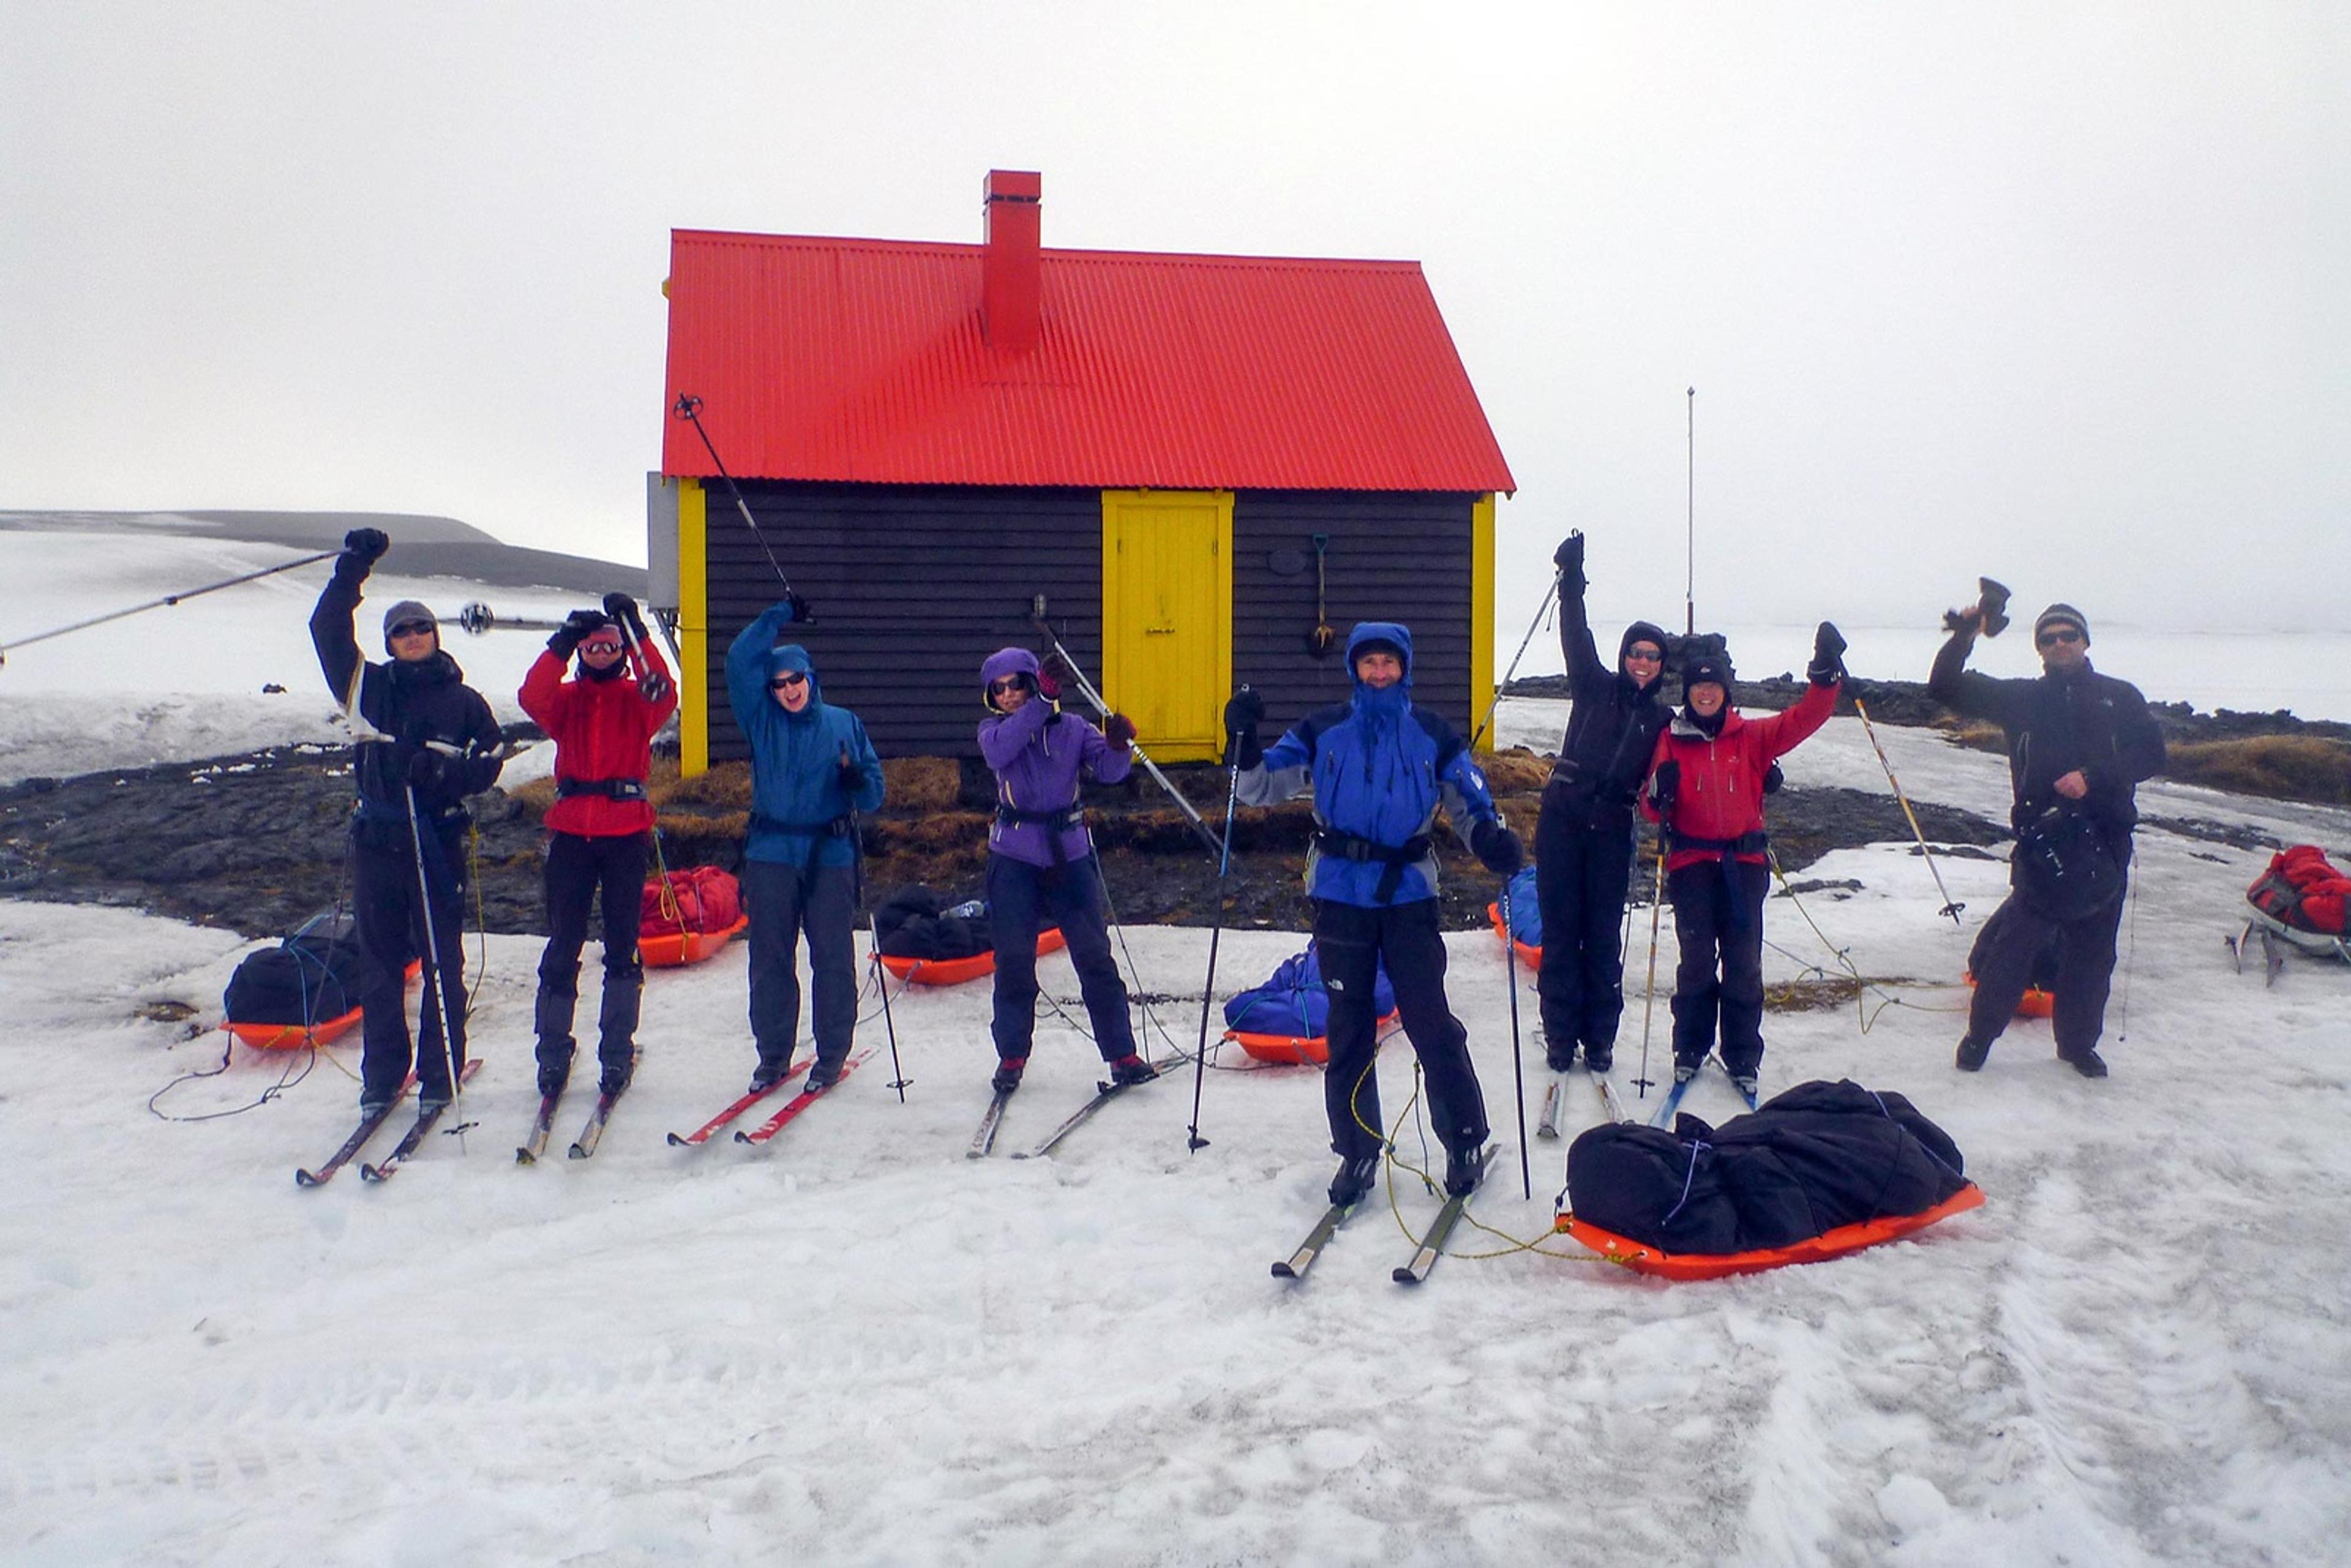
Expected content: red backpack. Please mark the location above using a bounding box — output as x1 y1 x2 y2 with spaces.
641 866 743 936
2246 846 2351 938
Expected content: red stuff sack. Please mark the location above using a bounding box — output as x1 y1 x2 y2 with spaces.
2247 845 2351 937
642 866 743 936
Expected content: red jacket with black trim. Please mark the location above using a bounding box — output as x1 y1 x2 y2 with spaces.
1641 678 1839 872
519 647 679 837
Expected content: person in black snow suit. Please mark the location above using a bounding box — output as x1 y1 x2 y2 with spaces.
1226 622 1524 1203
1930 601 2165 1077
309 528 506 1113
1534 531 1671 1075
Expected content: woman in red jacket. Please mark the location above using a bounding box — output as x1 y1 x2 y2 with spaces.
519 594 679 1100
1642 623 1845 1094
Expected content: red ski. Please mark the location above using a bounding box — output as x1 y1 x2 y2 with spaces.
666 1055 811 1147
733 1050 873 1147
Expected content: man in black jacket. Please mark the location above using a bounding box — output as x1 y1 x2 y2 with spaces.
1534 532 1672 1074
1929 601 2165 1076
310 528 506 1112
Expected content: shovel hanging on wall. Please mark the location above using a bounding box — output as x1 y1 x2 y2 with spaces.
1306 533 1337 659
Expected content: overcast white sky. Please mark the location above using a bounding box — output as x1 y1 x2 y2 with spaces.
4 2 2344 650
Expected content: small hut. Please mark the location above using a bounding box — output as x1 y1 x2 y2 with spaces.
651 170 1515 772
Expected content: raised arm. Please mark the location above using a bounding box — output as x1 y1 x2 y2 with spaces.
726 601 803 733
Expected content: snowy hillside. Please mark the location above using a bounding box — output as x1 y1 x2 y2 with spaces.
5 530 2351 1564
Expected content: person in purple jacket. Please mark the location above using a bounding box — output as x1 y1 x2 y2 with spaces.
977 647 1151 1095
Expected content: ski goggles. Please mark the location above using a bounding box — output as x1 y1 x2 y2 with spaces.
579 630 626 656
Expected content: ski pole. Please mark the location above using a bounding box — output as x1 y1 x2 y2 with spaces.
608 603 675 705
672 394 807 610
1633 829 1667 1099
1 549 336 667
1851 696 1965 928
454 602 568 637
1186 716 1248 1153
843 746 906 1101
1466 573 1560 753
1498 871 1531 1200
1027 612 1226 861
403 779 471 1137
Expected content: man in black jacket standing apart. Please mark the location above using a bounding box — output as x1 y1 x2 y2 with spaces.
1535 531 1673 1075
1930 600 2165 1077
310 528 506 1114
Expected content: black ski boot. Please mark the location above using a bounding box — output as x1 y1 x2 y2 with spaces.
1108 1054 1160 1087
804 1055 847 1093
1545 1041 1577 1073
2058 1046 2109 1079
536 1045 574 1100
991 1056 1027 1094
1328 1152 1381 1206
748 1059 788 1095
598 1058 633 1098
1443 1140 1487 1198
1955 1036 1991 1071
1583 1043 1613 1073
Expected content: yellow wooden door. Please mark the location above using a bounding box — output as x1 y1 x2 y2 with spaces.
1100 490 1232 763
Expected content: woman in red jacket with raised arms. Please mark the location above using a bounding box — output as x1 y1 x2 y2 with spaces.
519 593 679 1100
1642 623 1845 1097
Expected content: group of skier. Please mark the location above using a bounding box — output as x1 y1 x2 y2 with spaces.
309 521 2164 1201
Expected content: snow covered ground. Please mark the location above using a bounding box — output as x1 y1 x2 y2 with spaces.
6 530 2351 1564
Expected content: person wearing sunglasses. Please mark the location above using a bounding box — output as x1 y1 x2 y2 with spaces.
1930 601 2165 1077
726 598 885 1097
975 646 1150 1097
519 595 678 1101
1534 531 1674 1079
309 527 506 1117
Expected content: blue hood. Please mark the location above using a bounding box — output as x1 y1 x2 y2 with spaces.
1346 621 1414 695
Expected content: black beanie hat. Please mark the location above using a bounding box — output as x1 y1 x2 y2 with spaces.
1680 655 1731 695
2034 603 2090 647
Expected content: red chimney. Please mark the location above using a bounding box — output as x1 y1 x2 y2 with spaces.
982 169 1042 354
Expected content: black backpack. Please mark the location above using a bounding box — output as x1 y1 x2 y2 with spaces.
222 911 390 1026
2012 804 2125 922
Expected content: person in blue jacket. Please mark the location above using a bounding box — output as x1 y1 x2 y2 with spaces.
1226 622 1524 1202
727 601 885 1094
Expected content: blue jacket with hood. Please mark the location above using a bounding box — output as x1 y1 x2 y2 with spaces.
1237 621 1502 907
726 602 885 870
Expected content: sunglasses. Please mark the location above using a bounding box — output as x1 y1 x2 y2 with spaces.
1624 646 1665 663
768 672 809 689
388 621 436 639
2036 628 2083 648
989 676 1027 695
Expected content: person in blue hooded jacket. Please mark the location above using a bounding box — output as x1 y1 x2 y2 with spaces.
1226 622 1524 1202
727 601 885 1095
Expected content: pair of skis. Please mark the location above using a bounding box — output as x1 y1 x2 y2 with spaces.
293 1059 482 1188
968 1051 1187 1161
1272 1147 1498 1285
1648 1058 1760 1128
1535 1068 1627 1140
662 1051 871 1150
516 1084 626 1165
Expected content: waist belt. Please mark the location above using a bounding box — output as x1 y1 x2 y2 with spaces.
996 802 1084 865
750 811 851 838
1669 828 1769 858
1313 827 1435 904
556 776 648 802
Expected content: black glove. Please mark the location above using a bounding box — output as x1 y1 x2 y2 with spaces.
405 747 448 793
1103 713 1137 748
549 609 608 658
1553 531 1585 586
1223 688 1264 770
343 527 390 565
1470 816 1524 876
1649 759 1681 809
601 591 646 636
782 590 813 625
1763 761 1784 795
1807 621 1847 685
836 750 868 797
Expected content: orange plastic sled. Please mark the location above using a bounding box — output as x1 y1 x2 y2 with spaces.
878 927 1066 987
1963 970 2055 1019
223 961 421 1051
1556 1184 1985 1280
642 914 750 969
1224 1010 1400 1066
1486 902 1542 970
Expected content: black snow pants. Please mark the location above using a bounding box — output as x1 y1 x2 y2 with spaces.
1316 896 1489 1163
1964 883 2128 1062
744 857 859 1077
1667 858 1772 1077
986 851 1135 1063
1534 803 1638 1062
350 817 470 1108
534 829 648 1080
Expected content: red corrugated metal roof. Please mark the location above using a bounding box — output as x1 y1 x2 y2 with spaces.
661 230 1515 493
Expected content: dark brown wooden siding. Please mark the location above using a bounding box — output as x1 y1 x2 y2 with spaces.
705 482 1480 759
1232 491 1479 743
706 482 1101 762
